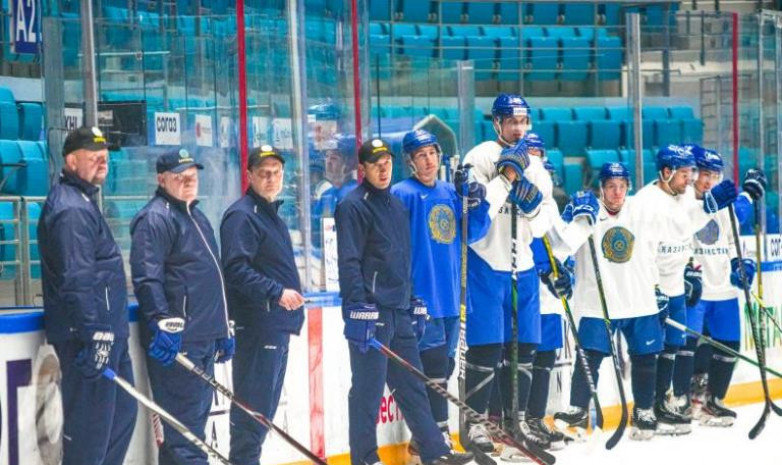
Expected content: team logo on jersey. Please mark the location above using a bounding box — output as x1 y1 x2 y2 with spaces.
696 219 720 245
428 204 456 244
601 226 635 263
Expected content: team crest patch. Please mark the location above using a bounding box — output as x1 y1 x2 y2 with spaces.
696 219 720 245
601 226 635 263
428 204 456 244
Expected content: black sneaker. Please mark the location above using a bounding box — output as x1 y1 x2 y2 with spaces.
553 406 588 429
526 417 566 450
425 450 474 465
630 406 656 441
699 395 737 427
654 400 692 436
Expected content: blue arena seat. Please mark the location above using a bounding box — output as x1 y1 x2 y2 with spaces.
520 26 544 40
563 159 585 193
448 25 481 36
596 35 622 80
440 2 466 24
561 36 591 80
600 3 622 25
527 36 558 81
642 107 669 120
681 119 704 144
545 148 565 181
668 106 695 119
562 3 598 26
556 120 588 156
417 25 440 39
528 3 561 25
497 2 521 25
398 35 435 58
497 36 523 81
0 101 19 140
17 103 43 141
655 119 682 147
15 141 49 196
586 149 621 184
573 106 607 120
533 121 556 150
607 106 632 121
545 26 577 39
466 2 495 24
369 22 387 36
540 107 573 121
483 25 517 38
0 88 14 103
370 0 391 21
440 36 466 60
466 36 497 81
589 120 622 150
402 0 432 23
392 23 418 37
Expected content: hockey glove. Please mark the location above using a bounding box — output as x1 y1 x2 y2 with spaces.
409 296 428 341
703 180 738 214
496 140 531 179
454 165 487 210
343 303 379 353
730 257 756 288
684 263 703 308
742 168 767 201
215 320 236 364
508 177 543 214
539 258 573 300
148 317 185 366
656 287 670 323
570 190 600 224
75 323 115 380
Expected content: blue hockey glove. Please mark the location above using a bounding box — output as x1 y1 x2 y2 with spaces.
538 258 573 300
570 190 600 224
343 303 379 353
409 296 428 341
684 263 703 308
730 257 756 288
742 168 767 201
656 287 670 323
75 323 115 380
215 320 235 363
454 165 487 210
497 140 531 178
703 180 738 214
561 202 574 223
148 317 185 366
508 177 543 214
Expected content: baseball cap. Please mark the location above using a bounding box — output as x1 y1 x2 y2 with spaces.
248 145 285 169
358 138 394 164
62 126 108 157
156 148 204 174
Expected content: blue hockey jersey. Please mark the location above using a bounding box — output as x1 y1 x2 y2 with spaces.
391 178 491 318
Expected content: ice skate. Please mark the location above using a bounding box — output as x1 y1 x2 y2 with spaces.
630 407 657 441
699 395 737 427
654 399 692 436
526 417 566 450
553 406 589 442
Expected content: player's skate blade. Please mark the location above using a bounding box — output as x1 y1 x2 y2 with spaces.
526 418 566 451
426 451 475 465
699 396 737 427
630 407 656 441
554 406 588 443
654 402 692 436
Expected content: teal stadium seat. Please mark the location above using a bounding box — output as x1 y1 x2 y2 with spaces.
483 25 517 38
0 88 19 139
0 201 16 280
596 35 622 80
448 25 481 36
586 149 621 184
17 103 42 140
441 36 466 60
497 2 520 25
12 141 49 196
545 148 565 182
561 36 591 81
556 121 588 156
573 106 607 120
466 36 497 81
497 35 524 82
528 3 561 25
589 120 622 150
402 0 432 23
562 3 598 26
466 2 495 24
540 107 573 121
533 121 556 150
440 2 466 24
563 160 584 194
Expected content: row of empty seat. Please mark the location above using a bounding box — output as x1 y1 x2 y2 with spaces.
0 88 43 141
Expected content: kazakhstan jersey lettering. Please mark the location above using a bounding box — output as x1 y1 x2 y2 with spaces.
692 209 738 301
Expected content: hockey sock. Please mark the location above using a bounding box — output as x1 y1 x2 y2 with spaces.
631 353 657 409
569 350 603 410
488 365 503 420
447 355 456 379
708 339 739 399
420 344 450 428
694 341 712 376
527 350 557 419
655 344 677 403
501 343 537 420
672 337 698 397
465 344 503 415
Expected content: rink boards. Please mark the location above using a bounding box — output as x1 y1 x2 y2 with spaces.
1 235 782 465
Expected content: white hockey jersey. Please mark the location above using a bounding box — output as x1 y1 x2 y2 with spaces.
463 141 556 272
634 182 713 297
692 208 739 301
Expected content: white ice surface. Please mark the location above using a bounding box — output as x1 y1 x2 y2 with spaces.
549 402 782 465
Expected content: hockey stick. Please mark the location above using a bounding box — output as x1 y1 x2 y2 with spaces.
541 235 604 435
509 203 520 434
586 234 628 449
728 203 782 440
369 339 556 465
455 166 495 465
664 319 782 379
102 368 233 465
174 354 327 465
750 291 782 335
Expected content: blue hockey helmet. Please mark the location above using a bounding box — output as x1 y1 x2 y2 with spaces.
599 162 631 185
402 129 441 158
655 144 696 173
692 145 724 173
523 132 545 151
491 93 531 121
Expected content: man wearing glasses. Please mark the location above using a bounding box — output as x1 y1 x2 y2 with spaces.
130 149 234 465
38 126 138 465
220 145 306 464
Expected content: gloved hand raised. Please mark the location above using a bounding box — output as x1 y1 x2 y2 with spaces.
703 180 738 214
656 287 670 324
76 323 115 380
730 257 756 288
343 303 379 353
508 177 542 214
148 317 185 366
570 190 600 224
742 168 767 201
454 165 487 210
496 140 530 181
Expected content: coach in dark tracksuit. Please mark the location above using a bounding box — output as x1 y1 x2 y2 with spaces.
336 139 472 465
221 145 306 464
38 126 137 465
130 149 233 465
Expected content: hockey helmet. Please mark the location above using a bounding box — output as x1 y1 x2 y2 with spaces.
599 162 631 186
491 93 531 121
402 129 441 158
692 145 724 173
655 144 696 173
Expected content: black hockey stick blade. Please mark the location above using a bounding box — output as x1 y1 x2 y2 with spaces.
464 443 497 465
369 339 556 465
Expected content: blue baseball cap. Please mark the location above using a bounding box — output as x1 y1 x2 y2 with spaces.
156 148 204 174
